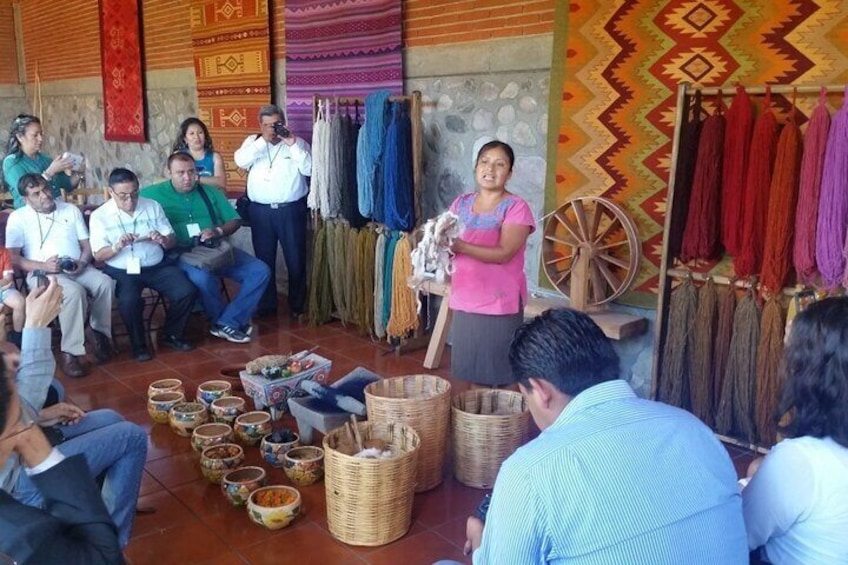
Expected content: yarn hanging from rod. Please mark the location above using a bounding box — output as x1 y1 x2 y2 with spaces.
755 296 786 446
680 98 726 262
344 227 359 327
793 87 831 285
668 91 704 261
691 278 718 426
355 227 377 335
309 99 330 214
815 86 848 288
373 231 388 339
712 286 737 427
721 85 754 257
761 102 803 294
326 222 346 323
307 222 333 326
326 111 344 218
387 235 419 339
735 89 779 277
357 90 392 218
727 290 761 443
341 113 368 228
658 277 698 409
383 101 415 232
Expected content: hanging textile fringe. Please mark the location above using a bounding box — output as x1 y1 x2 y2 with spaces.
309 99 331 214
357 90 392 218
387 235 419 338
691 278 718 426
410 211 464 288
658 278 698 408
816 89 848 288
307 222 333 326
793 88 831 285
326 111 344 218
736 90 779 277
681 99 726 261
761 105 803 294
383 101 415 231
373 231 387 338
755 296 785 446
726 291 761 442
344 227 359 327
721 86 754 256
669 92 704 261
712 286 737 426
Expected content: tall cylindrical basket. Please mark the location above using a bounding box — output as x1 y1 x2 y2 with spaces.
452 389 530 489
323 421 420 546
365 374 451 491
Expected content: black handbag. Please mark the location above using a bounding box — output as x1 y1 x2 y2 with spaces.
236 192 251 226
178 185 236 272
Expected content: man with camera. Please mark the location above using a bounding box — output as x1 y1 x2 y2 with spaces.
141 152 270 343
4 174 114 378
234 104 312 320
89 168 197 361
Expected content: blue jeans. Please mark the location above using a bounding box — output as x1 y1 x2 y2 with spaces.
178 247 270 329
13 409 148 549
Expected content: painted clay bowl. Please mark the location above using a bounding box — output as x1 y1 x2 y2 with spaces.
210 396 246 425
234 411 272 446
147 378 184 399
168 402 209 437
200 443 245 484
247 485 301 530
191 422 234 453
147 391 185 425
196 380 233 408
282 446 325 486
259 430 301 468
221 466 267 506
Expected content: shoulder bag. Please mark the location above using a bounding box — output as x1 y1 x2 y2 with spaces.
178 185 236 272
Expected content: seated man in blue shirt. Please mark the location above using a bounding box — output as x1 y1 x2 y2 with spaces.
442 308 748 565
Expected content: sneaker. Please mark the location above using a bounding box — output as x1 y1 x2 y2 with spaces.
210 324 251 344
243 324 254 337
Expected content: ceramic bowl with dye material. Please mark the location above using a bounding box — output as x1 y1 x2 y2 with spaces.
200 443 245 484
168 402 209 437
221 466 267 506
246 485 301 530
196 380 233 408
282 446 325 486
210 396 246 425
147 378 184 399
191 422 234 453
147 391 185 425
260 429 300 468
234 411 272 446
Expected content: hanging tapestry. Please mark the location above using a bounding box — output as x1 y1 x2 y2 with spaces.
548 0 848 307
99 0 146 142
284 0 403 145
190 0 271 193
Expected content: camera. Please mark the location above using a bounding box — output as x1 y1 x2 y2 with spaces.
32 269 49 288
273 121 291 138
58 256 78 273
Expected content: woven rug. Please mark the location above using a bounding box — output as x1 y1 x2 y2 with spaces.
547 0 848 307
284 0 403 144
99 0 145 142
190 0 272 193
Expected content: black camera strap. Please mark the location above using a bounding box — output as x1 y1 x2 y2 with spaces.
195 183 220 227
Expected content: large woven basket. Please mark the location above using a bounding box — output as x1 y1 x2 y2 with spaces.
364 374 451 492
323 421 420 546
452 389 530 489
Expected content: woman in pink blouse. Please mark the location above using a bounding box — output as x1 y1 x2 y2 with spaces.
449 141 535 386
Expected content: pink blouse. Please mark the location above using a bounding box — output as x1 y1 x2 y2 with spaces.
448 192 535 315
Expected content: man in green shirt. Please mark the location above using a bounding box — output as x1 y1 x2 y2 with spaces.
141 153 270 343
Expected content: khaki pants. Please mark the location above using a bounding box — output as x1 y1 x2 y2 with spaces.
28 267 114 356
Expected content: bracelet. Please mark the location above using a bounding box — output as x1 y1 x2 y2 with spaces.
216 226 224 237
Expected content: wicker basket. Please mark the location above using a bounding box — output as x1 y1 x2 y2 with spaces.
364 374 451 492
452 389 530 489
323 421 420 546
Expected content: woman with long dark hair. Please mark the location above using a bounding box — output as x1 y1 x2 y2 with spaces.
2 114 83 209
743 296 848 564
172 117 226 190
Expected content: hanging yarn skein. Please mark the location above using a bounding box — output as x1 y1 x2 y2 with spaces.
308 99 330 213
721 85 754 256
410 210 464 288
712 286 737 427
357 90 392 218
342 112 368 228
736 89 779 277
387 235 419 339
793 87 831 285
382 233 399 335
680 97 726 262
669 91 704 261
383 101 415 232
690 278 718 426
726 290 761 443
326 111 344 218
761 102 803 294
755 296 785 446
344 227 359 327
816 88 848 288
658 277 698 409
307 222 333 326
373 231 388 339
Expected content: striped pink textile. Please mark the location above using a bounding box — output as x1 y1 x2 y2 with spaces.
284 0 403 144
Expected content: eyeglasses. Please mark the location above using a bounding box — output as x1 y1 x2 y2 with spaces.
112 191 139 200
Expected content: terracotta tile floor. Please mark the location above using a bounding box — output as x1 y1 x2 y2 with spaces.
53 310 759 565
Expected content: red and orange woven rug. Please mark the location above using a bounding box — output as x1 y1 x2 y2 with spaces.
548 0 848 306
190 0 271 194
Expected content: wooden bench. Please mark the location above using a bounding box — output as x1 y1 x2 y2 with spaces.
419 280 648 370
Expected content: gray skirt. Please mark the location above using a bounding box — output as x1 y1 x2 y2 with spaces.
450 309 524 386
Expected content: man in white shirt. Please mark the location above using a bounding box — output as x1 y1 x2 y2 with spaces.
5 174 114 378
234 104 312 319
89 168 196 362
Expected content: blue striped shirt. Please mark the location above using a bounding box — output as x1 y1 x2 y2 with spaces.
473 380 748 565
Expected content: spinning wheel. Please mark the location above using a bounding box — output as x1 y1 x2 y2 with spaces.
542 196 640 310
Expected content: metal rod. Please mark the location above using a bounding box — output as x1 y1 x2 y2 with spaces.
666 268 797 296
685 84 846 96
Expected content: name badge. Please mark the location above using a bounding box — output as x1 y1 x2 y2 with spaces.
126 256 142 275
187 223 201 238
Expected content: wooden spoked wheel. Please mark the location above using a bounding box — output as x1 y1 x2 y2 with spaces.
542 196 640 310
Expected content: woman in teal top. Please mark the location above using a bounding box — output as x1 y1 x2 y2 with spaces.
172 117 226 191
2 114 83 209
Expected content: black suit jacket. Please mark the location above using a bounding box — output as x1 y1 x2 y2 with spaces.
0 454 123 564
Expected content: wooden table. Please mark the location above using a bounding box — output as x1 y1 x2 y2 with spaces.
419 280 648 369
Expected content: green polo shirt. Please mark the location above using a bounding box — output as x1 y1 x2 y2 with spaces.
140 180 239 247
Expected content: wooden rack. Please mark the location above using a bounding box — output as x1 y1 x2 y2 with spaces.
650 82 846 454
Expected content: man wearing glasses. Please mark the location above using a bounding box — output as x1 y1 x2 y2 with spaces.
142 153 270 343
89 168 197 362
